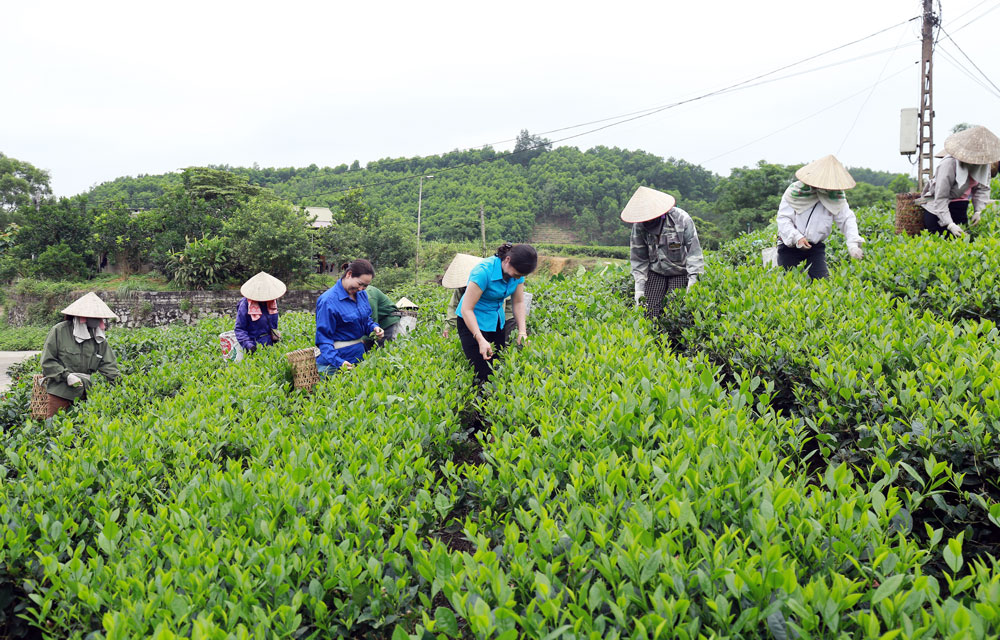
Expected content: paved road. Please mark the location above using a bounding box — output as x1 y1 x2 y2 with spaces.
0 351 42 393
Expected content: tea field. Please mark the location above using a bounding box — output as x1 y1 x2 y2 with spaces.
4 200 1000 638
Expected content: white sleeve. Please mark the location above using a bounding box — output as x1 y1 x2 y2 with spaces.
776 197 803 247
833 203 864 246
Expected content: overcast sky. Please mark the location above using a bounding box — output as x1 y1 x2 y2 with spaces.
3 0 999 197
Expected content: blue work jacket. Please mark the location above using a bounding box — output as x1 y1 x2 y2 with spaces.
315 280 379 368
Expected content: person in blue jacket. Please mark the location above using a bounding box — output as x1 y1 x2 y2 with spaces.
315 259 384 374
234 271 286 353
458 243 537 384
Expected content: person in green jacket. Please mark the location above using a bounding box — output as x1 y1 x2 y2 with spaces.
40 292 120 418
364 285 401 348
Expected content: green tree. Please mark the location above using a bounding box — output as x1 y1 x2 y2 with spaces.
362 213 415 268
181 167 262 211
0 153 52 217
91 203 152 274
13 196 95 271
712 162 797 236
888 174 916 194
26 242 89 280
849 183 894 208
314 222 365 273
223 196 315 283
337 188 378 229
510 129 552 167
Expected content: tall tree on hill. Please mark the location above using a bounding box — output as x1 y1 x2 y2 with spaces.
0 152 52 219
510 129 552 167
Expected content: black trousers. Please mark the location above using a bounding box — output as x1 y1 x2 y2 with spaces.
923 200 969 235
778 242 828 279
457 316 506 385
643 271 687 319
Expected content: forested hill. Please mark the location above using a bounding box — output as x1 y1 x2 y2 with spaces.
85 134 913 248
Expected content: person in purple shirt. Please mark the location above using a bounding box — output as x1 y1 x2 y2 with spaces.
234 271 286 353
315 259 385 374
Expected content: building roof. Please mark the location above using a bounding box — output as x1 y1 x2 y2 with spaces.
305 206 333 228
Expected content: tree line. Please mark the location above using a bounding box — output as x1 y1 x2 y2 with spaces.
0 135 914 285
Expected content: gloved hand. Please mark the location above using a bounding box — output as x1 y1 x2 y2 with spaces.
947 222 964 237
687 275 698 290
67 373 82 387
971 211 981 225
795 236 812 249
847 243 864 260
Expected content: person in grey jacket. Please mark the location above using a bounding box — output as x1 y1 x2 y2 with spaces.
919 126 1000 237
776 155 864 279
623 186 705 318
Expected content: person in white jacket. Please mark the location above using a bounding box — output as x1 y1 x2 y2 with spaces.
776 155 864 279
919 125 1000 237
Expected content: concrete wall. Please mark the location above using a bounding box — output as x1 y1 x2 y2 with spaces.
6 289 326 328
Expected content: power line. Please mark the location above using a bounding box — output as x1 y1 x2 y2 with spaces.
285 19 925 202
700 64 915 166
483 15 920 148
949 0 996 23
935 44 1000 99
938 26 1000 97
952 0 1000 31
838 16 914 154
88 15 922 210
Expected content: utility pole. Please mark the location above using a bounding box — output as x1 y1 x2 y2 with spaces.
479 205 487 257
917 0 937 190
414 175 433 285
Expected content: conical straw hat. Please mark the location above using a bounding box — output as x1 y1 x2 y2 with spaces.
795 155 856 190
442 253 485 289
396 297 418 309
620 186 677 223
240 272 286 301
61 292 118 320
944 126 1000 164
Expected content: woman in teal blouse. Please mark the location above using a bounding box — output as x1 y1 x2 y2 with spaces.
457 243 537 384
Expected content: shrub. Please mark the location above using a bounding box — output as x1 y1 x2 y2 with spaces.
25 242 90 280
165 236 233 289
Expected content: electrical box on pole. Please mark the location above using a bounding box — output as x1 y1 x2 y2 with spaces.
900 108 919 154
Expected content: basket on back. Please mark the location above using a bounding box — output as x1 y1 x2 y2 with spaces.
895 192 924 236
285 347 320 390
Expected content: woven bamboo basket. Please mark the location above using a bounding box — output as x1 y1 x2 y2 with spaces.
895 192 924 236
30 374 48 419
285 347 320 390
